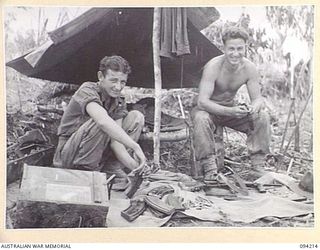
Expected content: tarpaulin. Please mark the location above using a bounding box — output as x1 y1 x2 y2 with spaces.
6 8 222 89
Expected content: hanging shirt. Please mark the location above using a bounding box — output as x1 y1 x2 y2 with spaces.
160 7 191 58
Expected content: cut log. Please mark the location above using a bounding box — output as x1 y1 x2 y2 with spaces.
140 128 188 142
37 105 64 115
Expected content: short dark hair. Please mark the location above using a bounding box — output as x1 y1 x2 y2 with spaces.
222 26 249 44
99 55 131 76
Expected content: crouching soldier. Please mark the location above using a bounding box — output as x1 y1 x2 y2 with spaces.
192 26 271 182
53 55 146 175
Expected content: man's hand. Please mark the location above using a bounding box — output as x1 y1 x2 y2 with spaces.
230 106 249 119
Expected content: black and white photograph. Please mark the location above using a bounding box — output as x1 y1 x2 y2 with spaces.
4 5 314 229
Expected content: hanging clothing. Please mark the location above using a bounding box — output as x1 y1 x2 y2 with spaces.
160 8 191 58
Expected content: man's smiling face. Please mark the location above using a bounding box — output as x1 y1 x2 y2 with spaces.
224 38 246 67
98 69 128 98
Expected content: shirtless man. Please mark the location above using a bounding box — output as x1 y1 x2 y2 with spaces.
192 26 271 181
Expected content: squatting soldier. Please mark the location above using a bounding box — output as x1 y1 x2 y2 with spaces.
53 55 146 175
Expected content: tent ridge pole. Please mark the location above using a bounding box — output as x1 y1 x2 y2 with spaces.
152 7 162 167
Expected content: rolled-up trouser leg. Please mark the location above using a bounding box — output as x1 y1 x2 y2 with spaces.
191 109 216 160
191 108 218 177
246 110 271 166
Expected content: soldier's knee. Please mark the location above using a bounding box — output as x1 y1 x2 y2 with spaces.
193 110 211 124
259 110 270 123
127 110 145 126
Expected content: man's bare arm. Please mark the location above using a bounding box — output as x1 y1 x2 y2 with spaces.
110 119 139 171
246 63 265 113
86 102 146 167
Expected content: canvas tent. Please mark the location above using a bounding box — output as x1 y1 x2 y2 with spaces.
6 7 222 89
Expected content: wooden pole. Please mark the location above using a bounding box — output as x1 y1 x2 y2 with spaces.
292 68 300 152
307 39 314 153
37 8 42 46
288 53 300 152
283 88 313 154
280 54 295 153
152 8 162 167
279 99 294 152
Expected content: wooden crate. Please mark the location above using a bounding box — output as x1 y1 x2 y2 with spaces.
14 164 109 228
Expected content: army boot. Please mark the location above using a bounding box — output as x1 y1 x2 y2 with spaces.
247 156 267 181
200 155 218 183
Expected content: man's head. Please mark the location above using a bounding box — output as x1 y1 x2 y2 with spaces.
97 55 131 98
221 26 249 67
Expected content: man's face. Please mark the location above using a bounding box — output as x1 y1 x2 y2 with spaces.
223 38 246 66
98 69 128 98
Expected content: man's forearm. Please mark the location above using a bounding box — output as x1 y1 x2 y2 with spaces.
198 99 232 116
111 142 138 170
98 115 139 150
86 102 139 151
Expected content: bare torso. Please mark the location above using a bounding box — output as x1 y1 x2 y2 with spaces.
198 38 261 117
210 55 251 104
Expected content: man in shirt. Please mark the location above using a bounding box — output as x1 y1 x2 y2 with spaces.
53 55 146 175
192 26 271 182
